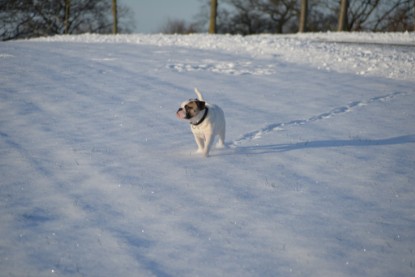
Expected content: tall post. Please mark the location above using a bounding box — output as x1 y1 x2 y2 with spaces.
64 0 71 34
112 0 118 34
299 0 308 33
209 0 218 34
338 0 348 31
413 0 415 32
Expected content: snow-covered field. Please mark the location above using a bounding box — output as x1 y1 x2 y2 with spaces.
1 32 415 276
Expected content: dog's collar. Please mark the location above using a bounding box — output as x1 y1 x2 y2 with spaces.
190 107 208 126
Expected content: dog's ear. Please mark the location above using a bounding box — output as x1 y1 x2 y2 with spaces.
196 100 206 110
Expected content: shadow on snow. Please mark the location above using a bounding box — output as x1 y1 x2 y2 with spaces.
225 135 415 156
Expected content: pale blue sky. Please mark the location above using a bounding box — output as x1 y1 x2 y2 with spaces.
119 0 203 33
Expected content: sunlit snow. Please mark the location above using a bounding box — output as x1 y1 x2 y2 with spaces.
1 32 415 276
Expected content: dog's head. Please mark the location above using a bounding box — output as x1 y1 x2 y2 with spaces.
176 99 206 120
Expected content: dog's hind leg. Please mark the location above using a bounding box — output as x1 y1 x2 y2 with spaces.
203 135 215 157
216 129 226 149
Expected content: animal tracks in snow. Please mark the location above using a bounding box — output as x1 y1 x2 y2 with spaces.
166 59 275 76
230 91 406 147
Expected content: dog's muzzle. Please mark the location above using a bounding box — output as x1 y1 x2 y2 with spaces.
176 108 187 119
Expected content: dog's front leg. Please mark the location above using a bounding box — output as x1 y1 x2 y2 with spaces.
193 134 205 153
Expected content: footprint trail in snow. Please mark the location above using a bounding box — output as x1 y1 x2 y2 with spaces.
229 91 406 147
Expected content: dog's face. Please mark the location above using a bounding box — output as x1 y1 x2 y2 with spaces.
176 99 206 120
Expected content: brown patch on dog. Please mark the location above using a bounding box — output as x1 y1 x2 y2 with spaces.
185 100 205 118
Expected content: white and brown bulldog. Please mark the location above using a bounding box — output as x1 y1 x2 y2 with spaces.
176 88 226 157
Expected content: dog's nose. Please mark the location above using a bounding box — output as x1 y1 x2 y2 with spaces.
177 108 183 112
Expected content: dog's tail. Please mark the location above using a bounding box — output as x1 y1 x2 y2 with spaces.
194 88 204 101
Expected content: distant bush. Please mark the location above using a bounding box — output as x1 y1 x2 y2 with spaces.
159 19 199 34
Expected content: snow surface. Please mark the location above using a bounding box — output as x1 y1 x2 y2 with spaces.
1 33 415 276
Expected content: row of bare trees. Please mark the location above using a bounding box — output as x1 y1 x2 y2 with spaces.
2 0 414 40
0 0 134 41
196 0 414 35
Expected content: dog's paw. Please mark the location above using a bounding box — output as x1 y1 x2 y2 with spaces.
215 143 226 149
196 149 210 157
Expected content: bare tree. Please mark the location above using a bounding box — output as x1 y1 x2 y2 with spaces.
348 0 380 31
226 0 269 34
370 0 414 31
192 0 414 34
332 0 413 32
0 0 135 41
257 0 298 33
209 0 218 33
304 0 337 32
214 0 297 34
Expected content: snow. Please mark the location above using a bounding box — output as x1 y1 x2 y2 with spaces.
1 32 415 276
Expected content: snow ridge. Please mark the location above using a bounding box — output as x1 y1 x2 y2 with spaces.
33 33 415 81
230 91 406 147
